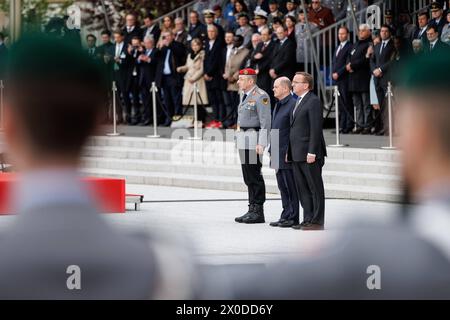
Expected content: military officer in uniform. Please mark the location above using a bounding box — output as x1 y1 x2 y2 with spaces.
234 68 272 224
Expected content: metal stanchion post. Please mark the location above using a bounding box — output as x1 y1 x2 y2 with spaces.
188 82 201 140
0 80 4 132
353 105 357 131
329 86 347 147
381 82 396 150
106 81 122 136
147 82 160 138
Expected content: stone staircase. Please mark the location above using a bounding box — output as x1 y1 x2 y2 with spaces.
80 136 403 202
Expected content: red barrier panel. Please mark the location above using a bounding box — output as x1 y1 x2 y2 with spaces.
0 173 126 214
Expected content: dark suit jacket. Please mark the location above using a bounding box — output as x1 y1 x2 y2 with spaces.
155 41 186 87
138 48 159 89
428 39 449 53
347 38 371 92
188 23 207 43
174 30 189 47
122 26 143 45
270 95 296 170
204 40 224 89
252 41 276 92
412 26 429 46
332 41 352 84
370 40 395 88
288 91 327 162
113 43 134 90
429 18 446 34
270 38 296 80
142 24 161 43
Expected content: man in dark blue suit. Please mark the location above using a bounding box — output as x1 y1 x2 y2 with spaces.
370 25 396 135
288 72 327 231
269 77 299 228
332 26 353 134
137 36 159 126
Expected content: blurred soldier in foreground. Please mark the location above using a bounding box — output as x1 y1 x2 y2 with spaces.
0 33 197 299
230 50 450 299
234 68 271 224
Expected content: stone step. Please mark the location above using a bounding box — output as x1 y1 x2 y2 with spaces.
80 167 402 202
81 156 400 176
81 157 401 188
87 136 401 162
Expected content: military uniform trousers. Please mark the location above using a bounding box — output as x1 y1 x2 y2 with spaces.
239 147 266 206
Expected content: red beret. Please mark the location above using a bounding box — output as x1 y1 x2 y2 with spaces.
239 68 257 76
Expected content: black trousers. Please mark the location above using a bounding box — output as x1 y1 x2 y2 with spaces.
337 80 353 131
222 90 238 126
374 83 388 133
161 75 182 118
239 149 266 206
276 168 299 223
207 85 225 121
292 158 325 225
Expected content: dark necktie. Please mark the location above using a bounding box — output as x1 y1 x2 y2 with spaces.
336 44 342 57
380 42 386 54
292 96 302 116
242 93 247 102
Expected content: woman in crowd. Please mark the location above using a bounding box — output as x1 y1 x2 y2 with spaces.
176 38 208 125
285 15 297 44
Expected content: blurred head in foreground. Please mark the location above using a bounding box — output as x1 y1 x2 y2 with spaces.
396 48 450 203
4 33 107 171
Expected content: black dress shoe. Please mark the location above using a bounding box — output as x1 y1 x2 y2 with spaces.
375 129 385 136
235 204 254 223
292 221 309 230
352 128 362 134
139 119 151 126
269 219 286 227
361 127 371 135
278 220 296 228
301 223 325 231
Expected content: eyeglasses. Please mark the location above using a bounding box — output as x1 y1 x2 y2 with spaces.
292 81 308 84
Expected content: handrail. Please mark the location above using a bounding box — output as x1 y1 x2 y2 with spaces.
153 0 199 26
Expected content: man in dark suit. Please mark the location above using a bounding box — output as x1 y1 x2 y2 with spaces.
346 24 372 134
252 27 275 105
288 72 327 231
137 36 159 126
85 34 100 60
412 11 429 47
142 13 161 43
269 77 299 228
188 11 207 44
426 25 449 52
126 36 143 125
122 13 142 45
204 24 225 126
332 26 353 134
155 30 186 124
97 30 115 123
112 30 133 124
370 25 395 136
269 26 296 85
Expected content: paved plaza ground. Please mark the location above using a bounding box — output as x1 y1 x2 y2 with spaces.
0 184 400 266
